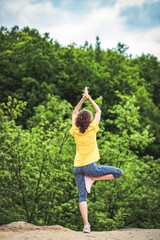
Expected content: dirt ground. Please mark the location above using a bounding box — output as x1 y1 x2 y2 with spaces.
0 221 160 240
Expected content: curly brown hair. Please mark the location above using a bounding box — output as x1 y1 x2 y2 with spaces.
76 110 93 133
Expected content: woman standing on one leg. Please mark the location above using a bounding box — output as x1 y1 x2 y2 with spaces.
70 87 122 233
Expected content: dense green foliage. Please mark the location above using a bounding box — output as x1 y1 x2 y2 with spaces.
0 26 160 230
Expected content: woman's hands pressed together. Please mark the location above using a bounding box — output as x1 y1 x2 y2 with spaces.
72 86 101 125
83 87 90 100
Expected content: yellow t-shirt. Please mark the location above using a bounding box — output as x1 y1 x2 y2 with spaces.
69 120 100 167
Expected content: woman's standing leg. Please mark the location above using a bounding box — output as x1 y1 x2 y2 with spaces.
79 201 89 226
73 167 91 232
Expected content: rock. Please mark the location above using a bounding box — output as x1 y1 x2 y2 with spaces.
0 221 73 232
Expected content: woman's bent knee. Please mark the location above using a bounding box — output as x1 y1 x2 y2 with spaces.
113 169 122 179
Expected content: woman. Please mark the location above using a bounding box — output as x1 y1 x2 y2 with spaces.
70 87 122 233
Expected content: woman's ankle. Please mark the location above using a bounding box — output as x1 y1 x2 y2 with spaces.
84 221 90 226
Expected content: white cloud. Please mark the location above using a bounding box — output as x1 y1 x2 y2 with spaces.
1 0 160 59
116 0 158 7
127 27 160 57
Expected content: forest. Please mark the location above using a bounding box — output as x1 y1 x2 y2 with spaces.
0 25 160 231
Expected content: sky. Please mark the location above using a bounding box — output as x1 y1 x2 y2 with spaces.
0 0 160 59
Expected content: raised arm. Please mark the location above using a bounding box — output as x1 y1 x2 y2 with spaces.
72 95 86 126
85 87 101 124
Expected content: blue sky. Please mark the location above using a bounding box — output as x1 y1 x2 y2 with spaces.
0 0 160 59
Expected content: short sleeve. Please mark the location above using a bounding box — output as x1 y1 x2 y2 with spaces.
91 120 99 133
69 125 76 136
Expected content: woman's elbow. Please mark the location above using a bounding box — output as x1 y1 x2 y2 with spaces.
96 109 101 117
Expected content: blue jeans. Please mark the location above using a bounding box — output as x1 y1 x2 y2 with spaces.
73 162 122 202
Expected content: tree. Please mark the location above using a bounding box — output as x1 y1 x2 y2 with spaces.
115 42 129 55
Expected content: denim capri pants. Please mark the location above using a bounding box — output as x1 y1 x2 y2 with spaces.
73 162 122 202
